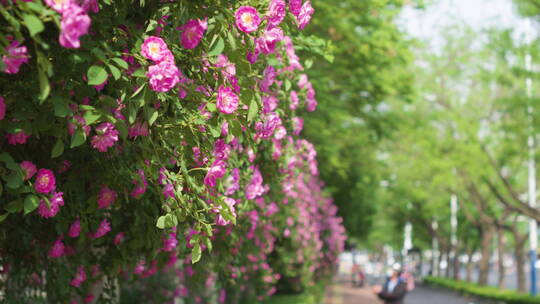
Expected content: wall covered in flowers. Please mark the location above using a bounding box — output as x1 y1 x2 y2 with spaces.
0 0 346 303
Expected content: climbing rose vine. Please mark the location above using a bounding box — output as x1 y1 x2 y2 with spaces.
0 0 345 303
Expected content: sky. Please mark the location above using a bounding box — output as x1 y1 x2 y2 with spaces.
398 0 528 48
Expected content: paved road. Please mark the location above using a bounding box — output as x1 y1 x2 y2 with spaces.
406 285 489 304
326 276 492 304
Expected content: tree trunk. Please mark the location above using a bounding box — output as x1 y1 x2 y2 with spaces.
445 247 451 278
478 227 495 286
515 234 527 293
431 248 437 276
453 253 461 280
497 229 506 288
466 250 474 282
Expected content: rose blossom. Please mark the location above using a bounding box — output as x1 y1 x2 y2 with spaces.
68 219 81 238
261 66 276 92
81 0 99 13
216 86 239 114
0 97 4 120
44 0 73 13
263 95 279 113
258 27 284 55
162 232 178 252
158 183 173 200
274 126 287 140
204 160 227 187
297 1 314 30
128 121 149 138
246 167 265 200
267 0 286 28
289 0 302 16
90 219 111 239
290 90 299 110
59 5 91 49
35 169 56 194
113 232 125 245
48 238 65 258
235 6 261 33
255 112 282 140
6 130 30 145
20 161 37 180
70 266 87 288
141 36 171 62
2 40 29 74
97 185 117 209
38 192 64 218
147 61 181 92
91 122 119 152
225 168 240 195
178 19 207 49
68 115 91 136
130 169 147 198
292 117 304 135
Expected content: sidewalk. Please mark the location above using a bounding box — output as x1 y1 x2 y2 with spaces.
325 277 382 304
325 274 488 304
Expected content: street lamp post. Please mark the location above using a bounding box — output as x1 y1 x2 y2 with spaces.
450 194 458 279
525 18 538 296
432 220 439 276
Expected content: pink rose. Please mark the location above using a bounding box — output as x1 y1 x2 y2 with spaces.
216 85 239 114
178 19 207 49
235 6 261 33
34 169 56 194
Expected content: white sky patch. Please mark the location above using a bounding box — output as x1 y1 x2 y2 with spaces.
398 0 529 48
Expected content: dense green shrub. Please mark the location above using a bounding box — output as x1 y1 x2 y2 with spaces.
425 276 540 304
0 0 345 303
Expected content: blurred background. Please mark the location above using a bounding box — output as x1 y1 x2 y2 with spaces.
305 0 540 302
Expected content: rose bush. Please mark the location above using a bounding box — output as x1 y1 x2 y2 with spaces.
0 0 345 303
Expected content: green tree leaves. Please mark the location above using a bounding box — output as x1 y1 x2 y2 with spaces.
87 65 108 86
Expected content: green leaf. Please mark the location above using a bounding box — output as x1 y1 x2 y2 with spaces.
87 65 108 86
70 129 86 148
191 243 202 264
156 215 166 229
6 171 23 189
227 30 237 51
23 14 44 37
91 48 107 61
284 79 292 91
209 126 221 138
51 139 64 158
208 37 225 56
38 68 50 102
5 200 22 213
247 98 259 122
83 111 101 125
156 213 177 229
145 107 158 126
230 120 242 137
131 68 146 78
206 103 216 112
111 58 129 70
130 84 146 99
23 195 39 215
0 213 8 223
116 121 128 141
0 153 14 163
52 97 70 117
108 64 121 80
145 20 158 33
205 237 213 252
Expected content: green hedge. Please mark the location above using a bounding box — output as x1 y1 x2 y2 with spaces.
424 276 540 304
